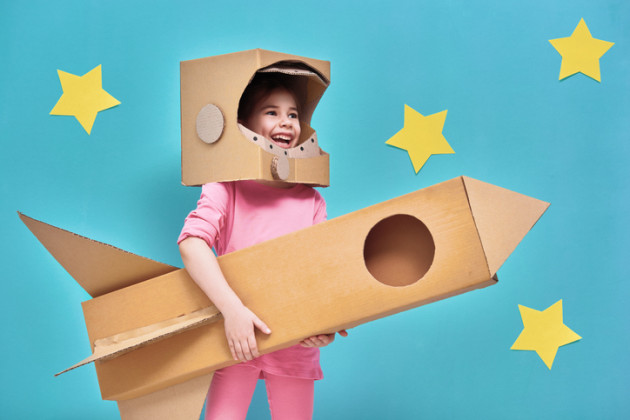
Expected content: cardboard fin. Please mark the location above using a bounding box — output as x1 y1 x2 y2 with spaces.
117 373 212 420
461 177 550 276
56 307 222 376
18 212 178 297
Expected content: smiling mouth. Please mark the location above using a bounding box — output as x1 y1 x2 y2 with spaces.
271 134 294 148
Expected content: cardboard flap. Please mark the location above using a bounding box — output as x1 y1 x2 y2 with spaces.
56 306 221 376
461 177 550 276
18 212 178 297
117 373 212 420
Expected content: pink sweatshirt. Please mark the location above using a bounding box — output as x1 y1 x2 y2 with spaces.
178 180 327 379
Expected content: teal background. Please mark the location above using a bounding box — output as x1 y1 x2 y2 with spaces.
1 0 628 418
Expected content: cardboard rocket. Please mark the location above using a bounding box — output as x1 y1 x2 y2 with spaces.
19 175 549 419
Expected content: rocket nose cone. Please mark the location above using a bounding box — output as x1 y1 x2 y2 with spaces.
462 177 550 276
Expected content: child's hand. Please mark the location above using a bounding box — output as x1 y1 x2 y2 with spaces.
300 330 348 348
222 304 271 362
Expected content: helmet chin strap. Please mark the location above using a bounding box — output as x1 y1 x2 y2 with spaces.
237 123 321 159
238 123 321 181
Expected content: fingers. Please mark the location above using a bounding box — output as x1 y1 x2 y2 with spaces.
300 330 349 348
300 338 315 348
230 339 246 362
246 334 260 360
253 317 272 335
229 331 263 361
228 319 271 362
300 334 334 348
224 308 271 362
243 314 271 359
228 337 256 361
232 316 268 362
228 340 237 360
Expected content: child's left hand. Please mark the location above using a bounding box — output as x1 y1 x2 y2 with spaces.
300 330 348 348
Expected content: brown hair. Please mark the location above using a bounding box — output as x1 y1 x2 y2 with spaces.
237 73 301 124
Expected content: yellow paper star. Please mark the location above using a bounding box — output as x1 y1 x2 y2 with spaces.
549 18 614 82
386 105 454 173
50 65 120 134
511 300 581 369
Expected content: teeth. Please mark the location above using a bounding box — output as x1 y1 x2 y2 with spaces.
272 135 291 143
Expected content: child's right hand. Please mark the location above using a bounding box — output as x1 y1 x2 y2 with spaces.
179 238 272 362
222 304 272 362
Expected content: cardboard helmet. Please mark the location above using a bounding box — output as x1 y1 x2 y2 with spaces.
180 49 330 186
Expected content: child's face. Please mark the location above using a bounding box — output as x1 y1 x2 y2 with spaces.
244 88 301 149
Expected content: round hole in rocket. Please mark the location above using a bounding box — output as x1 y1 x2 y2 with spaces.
363 214 435 287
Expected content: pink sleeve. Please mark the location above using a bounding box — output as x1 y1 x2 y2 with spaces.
177 183 231 248
313 190 327 224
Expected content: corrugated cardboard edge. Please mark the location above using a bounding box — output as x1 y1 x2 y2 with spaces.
117 373 212 420
461 177 550 277
56 307 222 376
18 212 178 297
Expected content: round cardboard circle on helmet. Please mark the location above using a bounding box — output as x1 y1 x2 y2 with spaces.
271 155 290 180
196 104 224 144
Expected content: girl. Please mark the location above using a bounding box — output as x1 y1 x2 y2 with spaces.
178 72 346 420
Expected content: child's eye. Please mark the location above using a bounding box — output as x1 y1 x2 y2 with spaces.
265 110 277 116
289 112 298 119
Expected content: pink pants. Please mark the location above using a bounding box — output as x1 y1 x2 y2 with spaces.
204 364 314 420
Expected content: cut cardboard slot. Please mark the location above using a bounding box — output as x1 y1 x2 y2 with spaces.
181 49 331 187
20 175 548 412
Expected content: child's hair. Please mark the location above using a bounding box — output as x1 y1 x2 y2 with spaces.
238 72 301 124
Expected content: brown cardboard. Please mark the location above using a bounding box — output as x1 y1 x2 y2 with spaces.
461 176 550 275
18 212 178 297
20 176 549 406
56 307 221 376
181 49 331 186
117 373 212 420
